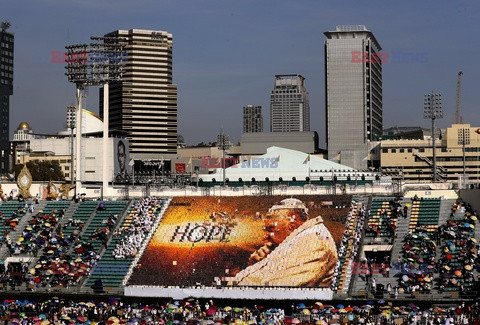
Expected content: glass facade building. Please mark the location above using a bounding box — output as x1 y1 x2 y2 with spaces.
100 29 178 159
324 25 382 170
270 75 310 132
243 105 263 133
0 28 14 174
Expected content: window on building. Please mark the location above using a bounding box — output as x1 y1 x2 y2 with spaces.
419 148 425 153
391 149 396 153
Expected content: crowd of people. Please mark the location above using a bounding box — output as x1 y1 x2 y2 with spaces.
437 200 478 293
1 194 480 323
0 205 26 239
1 237 100 291
0 298 477 324
0 203 102 291
388 198 480 296
112 197 165 259
6 209 64 256
331 200 367 291
398 230 437 295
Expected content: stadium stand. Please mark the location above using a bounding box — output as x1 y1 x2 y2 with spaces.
0 200 131 292
62 201 97 238
1 191 480 313
408 197 441 236
331 197 368 294
86 197 168 290
80 201 128 252
396 198 442 296
437 199 477 293
364 197 400 244
0 201 29 242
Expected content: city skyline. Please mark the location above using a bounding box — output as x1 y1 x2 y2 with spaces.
2 0 480 148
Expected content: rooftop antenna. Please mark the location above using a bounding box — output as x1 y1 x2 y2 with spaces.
1 21 11 32
455 71 463 124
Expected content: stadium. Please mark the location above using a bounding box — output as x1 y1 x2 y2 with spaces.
0 182 479 323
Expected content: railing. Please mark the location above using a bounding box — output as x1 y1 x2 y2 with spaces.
414 153 447 181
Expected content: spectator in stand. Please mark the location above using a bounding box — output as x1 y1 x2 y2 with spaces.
112 196 163 259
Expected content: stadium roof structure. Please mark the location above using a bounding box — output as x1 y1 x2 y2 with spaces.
200 146 376 183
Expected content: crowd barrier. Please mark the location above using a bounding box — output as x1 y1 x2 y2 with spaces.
124 285 334 300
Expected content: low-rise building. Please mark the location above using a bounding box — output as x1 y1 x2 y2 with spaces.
241 131 321 156
11 109 130 183
380 124 480 187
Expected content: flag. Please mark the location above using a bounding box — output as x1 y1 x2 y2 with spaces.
188 156 193 165
328 152 340 162
303 154 310 164
277 155 281 163
241 155 251 163
128 159 134 167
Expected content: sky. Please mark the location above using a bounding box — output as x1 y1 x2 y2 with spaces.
2 0 480 147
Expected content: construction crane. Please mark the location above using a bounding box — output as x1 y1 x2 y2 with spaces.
455 71 463 124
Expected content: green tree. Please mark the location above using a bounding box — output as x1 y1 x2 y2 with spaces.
13 160 65 182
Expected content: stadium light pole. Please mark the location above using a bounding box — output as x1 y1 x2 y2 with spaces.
458 127 471 189
476 128 480 187
217 129 232 187
65 37 125 197
67 106 76 186
424 92 443 183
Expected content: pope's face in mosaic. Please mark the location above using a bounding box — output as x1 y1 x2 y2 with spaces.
263 208 308 245
248 208 308 265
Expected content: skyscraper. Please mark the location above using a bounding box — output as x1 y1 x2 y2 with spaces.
243 105 263 133
324 25 383 170
270 75 310 132
100 29 178 160
0 22 14 174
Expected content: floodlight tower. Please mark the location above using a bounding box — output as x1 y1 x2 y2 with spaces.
458 127 471 189
65 37 125 197
424 92 443 182
217 129 232 186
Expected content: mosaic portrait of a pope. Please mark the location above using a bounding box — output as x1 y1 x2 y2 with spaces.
224 198 338 287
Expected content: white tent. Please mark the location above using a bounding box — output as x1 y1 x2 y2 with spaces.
200 146 375 183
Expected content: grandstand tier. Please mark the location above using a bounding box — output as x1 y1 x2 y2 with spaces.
0 189 479 302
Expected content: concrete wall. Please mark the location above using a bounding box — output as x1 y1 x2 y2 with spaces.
241 132 317 155
0 181 398 201
458 189 480 213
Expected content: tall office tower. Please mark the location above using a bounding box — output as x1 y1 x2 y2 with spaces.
270 75 310 132
324 25 383 170
100 29 178 159
243 105 263 133
0 23 14 174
